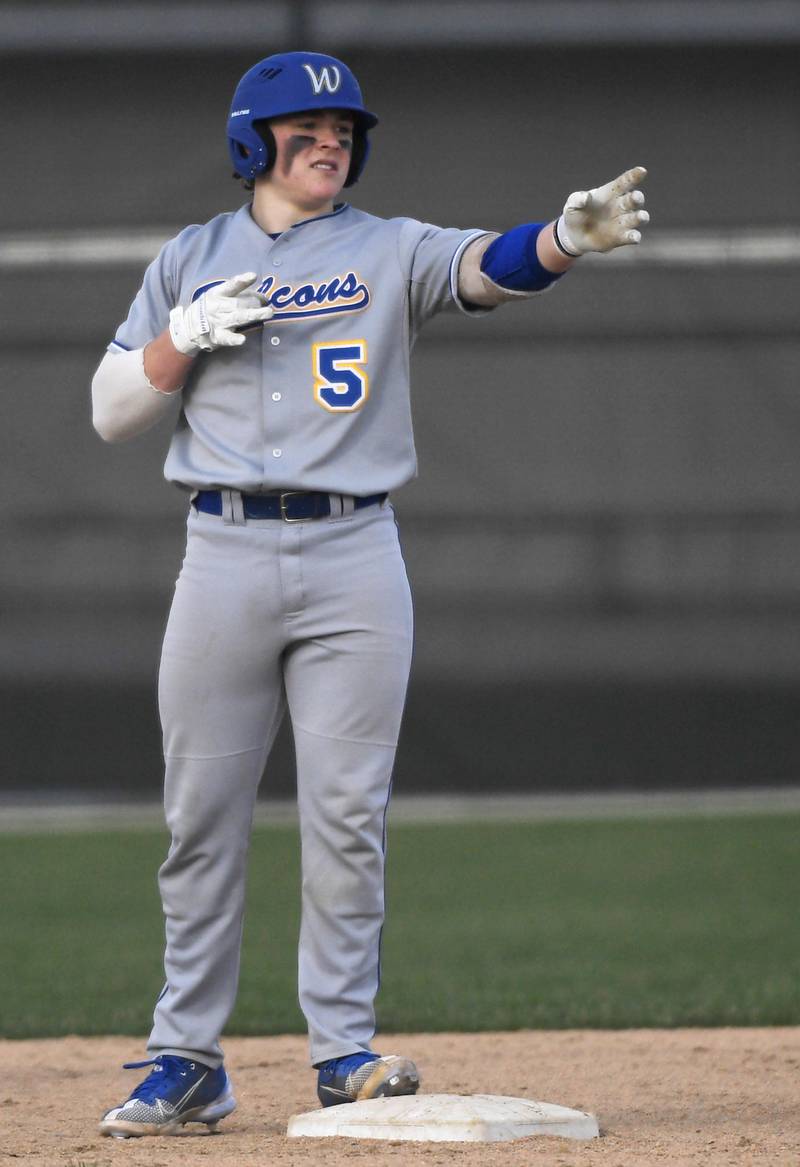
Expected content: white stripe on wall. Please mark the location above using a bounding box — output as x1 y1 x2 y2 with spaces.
2 228 799 270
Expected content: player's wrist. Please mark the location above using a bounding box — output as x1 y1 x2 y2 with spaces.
145 374 183 396
480 223 565 293
553 216 582 259
143 331 195 394
169 304 211 356
168 306 199 356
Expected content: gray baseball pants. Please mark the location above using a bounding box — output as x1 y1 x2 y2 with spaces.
146 497 413 1068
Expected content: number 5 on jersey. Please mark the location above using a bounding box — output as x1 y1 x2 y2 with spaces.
313 340 369 412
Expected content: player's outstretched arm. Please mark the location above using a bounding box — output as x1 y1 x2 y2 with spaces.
459 166 649 307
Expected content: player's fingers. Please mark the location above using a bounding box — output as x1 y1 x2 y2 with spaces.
595 166 648 205
215 328 247 346
234 306 276 325
215 271 260 298
565 190 590 211
235 289 273 308
617 189 646 213
614 209 650 232
229 292 274 314
235 291 269 310
610 166 648 197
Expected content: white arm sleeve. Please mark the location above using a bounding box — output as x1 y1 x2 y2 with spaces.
91 348 179 443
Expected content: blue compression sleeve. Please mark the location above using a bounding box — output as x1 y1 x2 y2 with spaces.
480 222 563 292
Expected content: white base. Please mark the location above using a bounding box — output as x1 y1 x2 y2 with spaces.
287 1093 600 1143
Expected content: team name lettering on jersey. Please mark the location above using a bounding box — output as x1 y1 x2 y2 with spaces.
192 271 370 322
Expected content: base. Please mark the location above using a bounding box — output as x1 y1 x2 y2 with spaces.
287 1093 600 1143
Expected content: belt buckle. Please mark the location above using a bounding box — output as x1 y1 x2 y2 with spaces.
279 491 315 523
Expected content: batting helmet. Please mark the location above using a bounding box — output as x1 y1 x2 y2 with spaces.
227 51 378 188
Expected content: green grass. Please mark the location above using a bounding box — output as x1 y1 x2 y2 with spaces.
3 813 799 1037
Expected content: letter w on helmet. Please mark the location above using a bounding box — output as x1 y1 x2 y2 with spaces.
302 64 342 95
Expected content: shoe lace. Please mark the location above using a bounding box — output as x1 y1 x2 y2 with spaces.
122 1055 198 1102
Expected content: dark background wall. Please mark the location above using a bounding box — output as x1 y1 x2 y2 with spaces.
2 3 799 799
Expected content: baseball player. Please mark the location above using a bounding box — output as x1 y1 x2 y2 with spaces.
92 51 648 1137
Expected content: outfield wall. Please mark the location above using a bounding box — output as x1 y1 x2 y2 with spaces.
2 41 799 795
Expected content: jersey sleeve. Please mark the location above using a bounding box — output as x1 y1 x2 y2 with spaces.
107 227 197 353
398 218 493 329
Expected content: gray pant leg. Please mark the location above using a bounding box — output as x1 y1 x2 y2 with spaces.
148 513 286 1067
285 505 414 1065
149 751 271 1067
294 730 399 1065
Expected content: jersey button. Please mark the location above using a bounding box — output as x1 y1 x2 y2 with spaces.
272 448 282 457
271 392 282 401
270 336 280 346
272 259 282 267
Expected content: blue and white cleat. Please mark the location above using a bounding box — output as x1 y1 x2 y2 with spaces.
99 1054 236 1138
316 1052 420 1108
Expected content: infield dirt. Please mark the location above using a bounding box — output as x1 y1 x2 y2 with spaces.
1 1028 797 1166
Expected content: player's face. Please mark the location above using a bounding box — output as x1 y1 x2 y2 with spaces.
267 110 354 207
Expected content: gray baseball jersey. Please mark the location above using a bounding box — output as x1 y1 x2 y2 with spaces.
109 203 489 495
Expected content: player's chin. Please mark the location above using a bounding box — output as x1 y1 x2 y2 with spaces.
306 167 346 196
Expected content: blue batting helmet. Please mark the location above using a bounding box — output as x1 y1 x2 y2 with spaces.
227 51 378 187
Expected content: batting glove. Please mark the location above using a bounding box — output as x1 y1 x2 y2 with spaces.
169 272 274 355
554 166 649 257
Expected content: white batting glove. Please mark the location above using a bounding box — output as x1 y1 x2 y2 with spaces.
554 166 649 257
169 272 274 355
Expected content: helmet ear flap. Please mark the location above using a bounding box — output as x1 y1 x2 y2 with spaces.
253 121 277 175
344 127 368 188
229 124 271 181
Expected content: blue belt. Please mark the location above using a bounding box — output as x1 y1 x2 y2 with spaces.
193 490 387 522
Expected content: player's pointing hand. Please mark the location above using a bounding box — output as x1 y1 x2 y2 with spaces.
554 166 649 256
169 271 275 355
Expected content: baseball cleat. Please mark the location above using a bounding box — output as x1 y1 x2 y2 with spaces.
316 1052 420 1108
98 1054 236 1138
